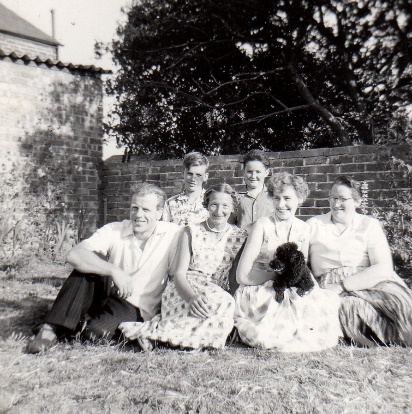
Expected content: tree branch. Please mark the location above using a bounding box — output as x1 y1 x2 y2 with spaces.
288 59 351 145
231 104 311 125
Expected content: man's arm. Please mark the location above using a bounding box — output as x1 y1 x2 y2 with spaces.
66 241 134 299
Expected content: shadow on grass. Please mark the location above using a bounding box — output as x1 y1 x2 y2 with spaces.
0 296 54 340
2 274 66 288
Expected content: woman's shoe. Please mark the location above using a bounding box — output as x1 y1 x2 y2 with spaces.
137 338 155 352
27 324 57 354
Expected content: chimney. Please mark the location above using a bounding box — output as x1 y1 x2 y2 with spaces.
51 9 58 59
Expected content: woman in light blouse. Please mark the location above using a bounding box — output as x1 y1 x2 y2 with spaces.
308 175 412 347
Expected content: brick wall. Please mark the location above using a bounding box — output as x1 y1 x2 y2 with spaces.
0 32 57 60
100 144 412 225
0 56 104 235
3 41 408 235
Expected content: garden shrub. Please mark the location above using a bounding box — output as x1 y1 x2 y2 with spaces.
371 154 412 286
0 151 81 272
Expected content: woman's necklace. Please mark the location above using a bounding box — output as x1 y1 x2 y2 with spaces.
205 219 229 233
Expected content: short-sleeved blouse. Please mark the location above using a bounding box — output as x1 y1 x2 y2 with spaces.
308 212 398 282
247 216 310 281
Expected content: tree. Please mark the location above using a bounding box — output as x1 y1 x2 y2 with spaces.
106 0 411 157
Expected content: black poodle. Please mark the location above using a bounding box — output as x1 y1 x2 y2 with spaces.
269 242 314 303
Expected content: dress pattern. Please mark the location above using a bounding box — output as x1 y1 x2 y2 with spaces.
162 190 209 227
319 267 412 347
235 280 342 352
234 216 342 351
119 223 247 349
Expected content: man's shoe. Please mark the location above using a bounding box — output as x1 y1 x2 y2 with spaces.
27 324 57 354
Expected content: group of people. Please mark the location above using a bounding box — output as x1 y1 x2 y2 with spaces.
28 150 412 354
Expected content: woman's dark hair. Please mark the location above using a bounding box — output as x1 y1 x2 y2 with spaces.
332 175 362 202
203 183 239 209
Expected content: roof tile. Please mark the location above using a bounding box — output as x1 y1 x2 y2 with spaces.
0 48 111 74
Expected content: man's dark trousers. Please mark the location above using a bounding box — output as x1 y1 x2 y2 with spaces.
44 269 143 339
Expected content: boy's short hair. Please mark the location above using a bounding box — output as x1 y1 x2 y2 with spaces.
242 150 270 169
183 152 209 171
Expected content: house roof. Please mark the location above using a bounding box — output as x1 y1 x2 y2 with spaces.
0 3 59 46
0 48 112 74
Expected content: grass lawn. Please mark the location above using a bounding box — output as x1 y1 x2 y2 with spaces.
0 264 411 414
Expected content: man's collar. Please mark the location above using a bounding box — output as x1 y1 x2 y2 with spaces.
175 192 189 201
176 188 206 201
245 184 268 198
319 211 362 228
152 221 175 235
121 220 134 238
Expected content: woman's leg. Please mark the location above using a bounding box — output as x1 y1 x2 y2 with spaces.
351 281 412 346
340 281 412 346
339 295 397 347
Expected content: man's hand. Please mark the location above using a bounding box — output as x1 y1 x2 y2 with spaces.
189 294 212 319
111 269 134 299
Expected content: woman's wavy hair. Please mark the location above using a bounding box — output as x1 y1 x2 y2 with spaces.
332 175 362 202
267 172 309 202
203 183 239 209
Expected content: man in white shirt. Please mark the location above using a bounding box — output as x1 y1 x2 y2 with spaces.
27 182 180 353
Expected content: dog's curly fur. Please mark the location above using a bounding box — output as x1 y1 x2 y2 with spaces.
269 242 314 303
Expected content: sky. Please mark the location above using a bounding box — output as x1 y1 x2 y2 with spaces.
1 0 133 158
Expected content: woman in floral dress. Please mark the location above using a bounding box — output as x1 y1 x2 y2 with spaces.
120 183 247 350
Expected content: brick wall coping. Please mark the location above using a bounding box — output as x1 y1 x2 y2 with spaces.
100 143 411 225
104 143 411 167
0 48 112 75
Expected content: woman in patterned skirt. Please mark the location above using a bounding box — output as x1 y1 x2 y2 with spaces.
308 175 412 347
120 183 247 350
234 172 342 352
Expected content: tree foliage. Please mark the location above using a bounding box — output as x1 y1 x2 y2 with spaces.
106 0 412 157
